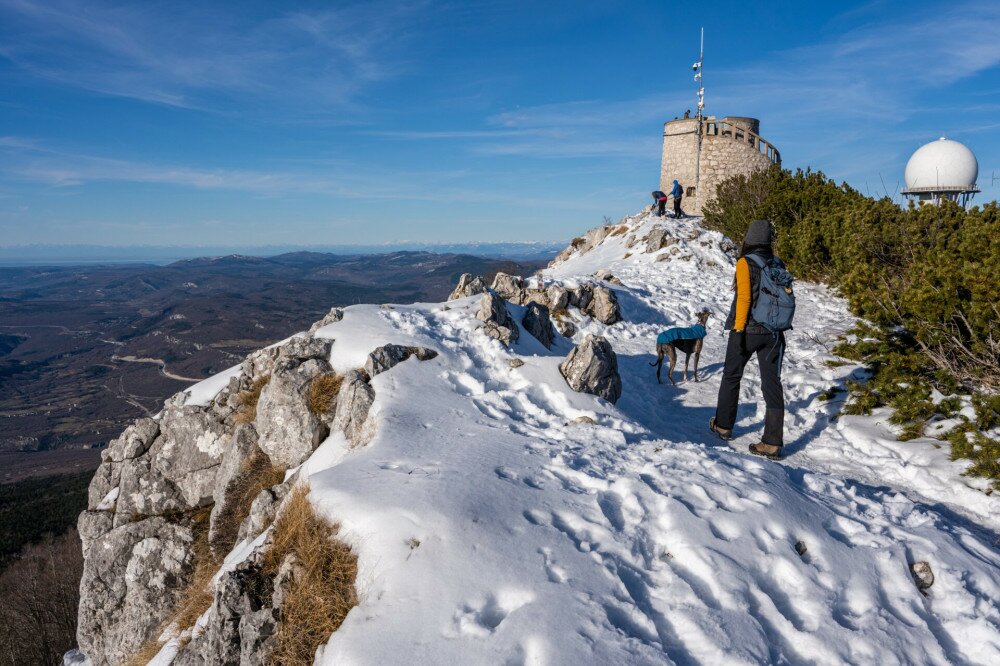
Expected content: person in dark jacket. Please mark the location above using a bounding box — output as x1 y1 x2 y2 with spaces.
651 190 668 217
709 219 786 459
670 180 683 218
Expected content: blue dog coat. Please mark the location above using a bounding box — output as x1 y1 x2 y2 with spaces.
657 324 706 345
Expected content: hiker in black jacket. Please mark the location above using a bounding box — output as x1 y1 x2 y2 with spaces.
709 220 788 460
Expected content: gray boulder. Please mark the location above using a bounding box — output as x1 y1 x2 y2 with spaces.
308 307 344 335
256 357 332 468
645 226 676 253
522 288 549 308
911 561 935 591
595 269 624 286
208 424 263 552
78 510 114 558
559 335 622 404
586 285 623 325
448 273 488 300
571 283 594 310
114 455 185 526
279 336 333 362
365 343 439 377
549 224 616 267
77 517 196 666
476 290 519 345
521 302 555 349
490 272 526 304
152 406 230 508
236 482 291 545
240 347 281 387
103 417 159 464
546 285 571 311
553 318 577 338
87 462 119 512
333 370 376 447
172 544 282 666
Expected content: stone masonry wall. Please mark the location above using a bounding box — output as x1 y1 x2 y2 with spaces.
660 118 699 207
660 116 777 214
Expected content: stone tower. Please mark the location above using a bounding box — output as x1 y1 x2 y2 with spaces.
660 116 780 214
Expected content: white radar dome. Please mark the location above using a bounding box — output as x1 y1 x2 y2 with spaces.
904 137 978 191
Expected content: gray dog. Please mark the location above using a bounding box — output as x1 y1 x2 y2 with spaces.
650 310 711 385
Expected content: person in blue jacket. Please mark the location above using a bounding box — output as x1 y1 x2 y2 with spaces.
670 180 684 218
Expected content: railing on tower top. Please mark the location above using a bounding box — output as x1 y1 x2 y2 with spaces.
702 119 781 165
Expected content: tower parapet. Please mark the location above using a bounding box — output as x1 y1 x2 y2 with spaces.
660 115 780 214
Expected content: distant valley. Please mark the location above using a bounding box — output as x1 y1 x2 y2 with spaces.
0 251 548 480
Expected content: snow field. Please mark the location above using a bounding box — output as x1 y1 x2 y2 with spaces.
185 211 1000 664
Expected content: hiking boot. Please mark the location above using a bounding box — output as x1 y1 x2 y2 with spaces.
708 417 732 441
749 442 782 460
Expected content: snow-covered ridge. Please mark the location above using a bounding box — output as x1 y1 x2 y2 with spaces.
76 210 1000 665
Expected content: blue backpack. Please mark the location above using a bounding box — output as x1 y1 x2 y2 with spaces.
747 254 795 332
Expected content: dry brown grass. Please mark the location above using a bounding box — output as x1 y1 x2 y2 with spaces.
124 637 165 666
551 308 570 321
211 448 286 557
169 509 218 641
266 485 358 666
307 372 343 416
623 252 632 259
234 375 270 424
609 224 628 236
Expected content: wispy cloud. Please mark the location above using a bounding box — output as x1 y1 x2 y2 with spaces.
0 0 421 115
0 135 604 210
411 1 1000 173
383 94 690 160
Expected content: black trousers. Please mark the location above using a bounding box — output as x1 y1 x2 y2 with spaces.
714 331 785 446
673 197 682 218
656 199 666 216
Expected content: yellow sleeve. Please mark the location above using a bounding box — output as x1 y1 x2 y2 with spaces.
734 258 751 331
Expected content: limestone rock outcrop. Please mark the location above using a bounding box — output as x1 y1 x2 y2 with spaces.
587 285 623 325
559 335 622 404
77 517 196 665
172 541 293 666
333 370 376 447
546 285 571 311
255 339 334 468
308 307 344 335
365 343 439 377
521 302 555 349
208 423 261 552
448 273 488 301
74 305 398 665
490 272 526 304
549 223 617 266
645 226 676 253
476 290 519 345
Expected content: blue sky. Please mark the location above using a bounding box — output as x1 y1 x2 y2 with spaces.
1 0 999 247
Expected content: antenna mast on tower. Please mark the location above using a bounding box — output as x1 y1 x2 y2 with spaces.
694 27 704 120
693 28 705 203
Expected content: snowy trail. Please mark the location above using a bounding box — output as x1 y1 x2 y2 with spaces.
184 211 1000 665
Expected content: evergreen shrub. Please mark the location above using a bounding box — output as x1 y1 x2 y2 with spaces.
704 166 1000 485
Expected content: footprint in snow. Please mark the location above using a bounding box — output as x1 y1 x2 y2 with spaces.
450 590 535 638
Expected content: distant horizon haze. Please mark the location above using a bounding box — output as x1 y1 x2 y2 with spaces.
0 240 566 266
